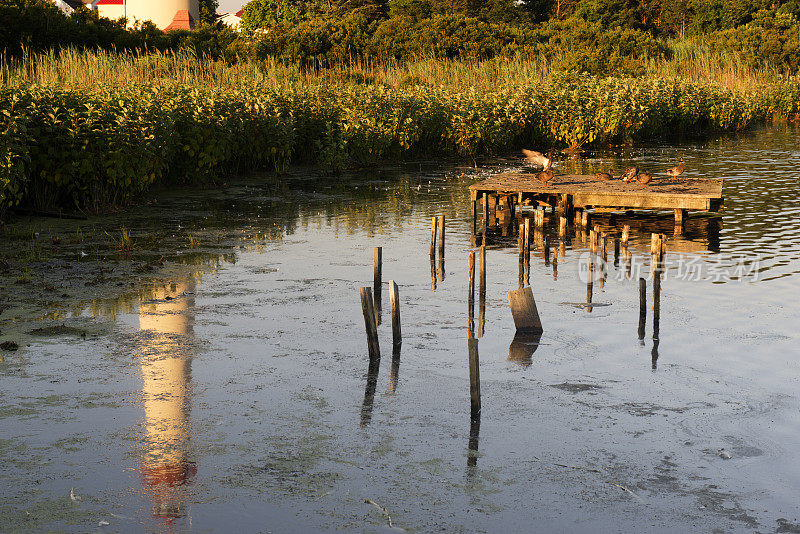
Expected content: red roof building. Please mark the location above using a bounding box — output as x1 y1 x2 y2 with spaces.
164 9 196 31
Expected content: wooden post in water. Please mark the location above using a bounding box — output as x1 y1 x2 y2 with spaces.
589 230 597 255
638 277 646 340
482 193 489 242
650 233 659 256
524 219 531 259
558 216 567 238
479 246 486 299
374 247 382 325
543 233 551 266
360 287 380 360
507 286 544 333
581 211 590 228
600 232 607 262
621 225 630 246
470 193 477 242
438 215 445 256
518 222 525 288
430 216 438 257
478 246 486 338
468 252 476 336
468 338 481 416
389 280 401 346
613 237 620 266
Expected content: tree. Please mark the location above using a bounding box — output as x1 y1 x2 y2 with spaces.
198 0 219 24
240 0 306 33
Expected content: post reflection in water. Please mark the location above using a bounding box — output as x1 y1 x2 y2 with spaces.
437 254 446 283
137 279 197 525
508 331 543 366
388 346 401 395
586 259 594 313
430 256 437 291
360 356 381 427
652 265 662 370
467 413 481 470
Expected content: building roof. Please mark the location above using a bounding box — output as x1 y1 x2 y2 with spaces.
164 9 196 31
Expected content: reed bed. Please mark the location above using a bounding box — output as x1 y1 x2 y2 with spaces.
2 49 799 217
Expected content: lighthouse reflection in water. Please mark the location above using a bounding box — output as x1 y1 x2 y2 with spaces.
137 279 197 527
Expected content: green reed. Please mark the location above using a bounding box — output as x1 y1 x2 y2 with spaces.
2 49 799 218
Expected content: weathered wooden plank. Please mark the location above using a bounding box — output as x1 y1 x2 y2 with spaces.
507 286 543 333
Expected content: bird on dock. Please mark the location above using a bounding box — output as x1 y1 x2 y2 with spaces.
593 171 614 181
620 166 638 182
637 170 653 186
536 169 555 184
666 158 685 178
522 149 554 170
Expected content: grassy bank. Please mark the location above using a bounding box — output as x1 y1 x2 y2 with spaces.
2 50 800 218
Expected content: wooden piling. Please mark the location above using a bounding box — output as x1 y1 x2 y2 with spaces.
438 215 445 255
559 216 567 238
544 234 551 266
360 287 380 360
468 251 475 308
638 277 646 340
374 247 382 325
468 338 481 416
470 194 477 239
482 193 489 241
600 232 607 261
621 224 630 246
430 216 438 257
589 230 597 255
479 246 486 298
389 280 401 346
518 223 525 289
507 286 544 333
581 211 589 228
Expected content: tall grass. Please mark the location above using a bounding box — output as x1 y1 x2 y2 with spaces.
2 48 799 219
1 45 792 92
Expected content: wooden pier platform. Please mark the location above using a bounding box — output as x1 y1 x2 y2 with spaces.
469 173 722 232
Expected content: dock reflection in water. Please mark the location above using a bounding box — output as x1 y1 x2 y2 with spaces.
137 280 197 525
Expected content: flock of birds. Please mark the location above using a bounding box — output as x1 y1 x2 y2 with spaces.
522 149 685 187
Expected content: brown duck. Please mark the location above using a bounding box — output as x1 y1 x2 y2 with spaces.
620 166 638 182
637 170 653 186
536 169 555 184
593 171 614 181
666 158 685 178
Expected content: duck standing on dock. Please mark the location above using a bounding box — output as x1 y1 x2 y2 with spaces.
666 158 685 179
637 170 653 187
620 166 638 182
593 171 614 181
522 149 554 171
536 169 555 184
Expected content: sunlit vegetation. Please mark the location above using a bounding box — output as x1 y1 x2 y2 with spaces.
2 48 800 218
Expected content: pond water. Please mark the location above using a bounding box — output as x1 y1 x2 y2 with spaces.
1 125 800 533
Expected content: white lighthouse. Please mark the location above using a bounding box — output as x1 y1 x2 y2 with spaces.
74 0 200 30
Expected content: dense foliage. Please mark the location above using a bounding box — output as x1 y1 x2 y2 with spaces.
4 0 800 74
2 73 799 218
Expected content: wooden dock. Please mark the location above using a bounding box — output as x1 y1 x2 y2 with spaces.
469 173 723 240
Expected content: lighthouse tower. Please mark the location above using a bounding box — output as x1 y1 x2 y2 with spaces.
91 0 201 30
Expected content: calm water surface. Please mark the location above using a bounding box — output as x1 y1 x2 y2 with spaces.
1 126 800 532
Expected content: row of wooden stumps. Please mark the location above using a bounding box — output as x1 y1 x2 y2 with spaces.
637 233 665 368
359 247 403 426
